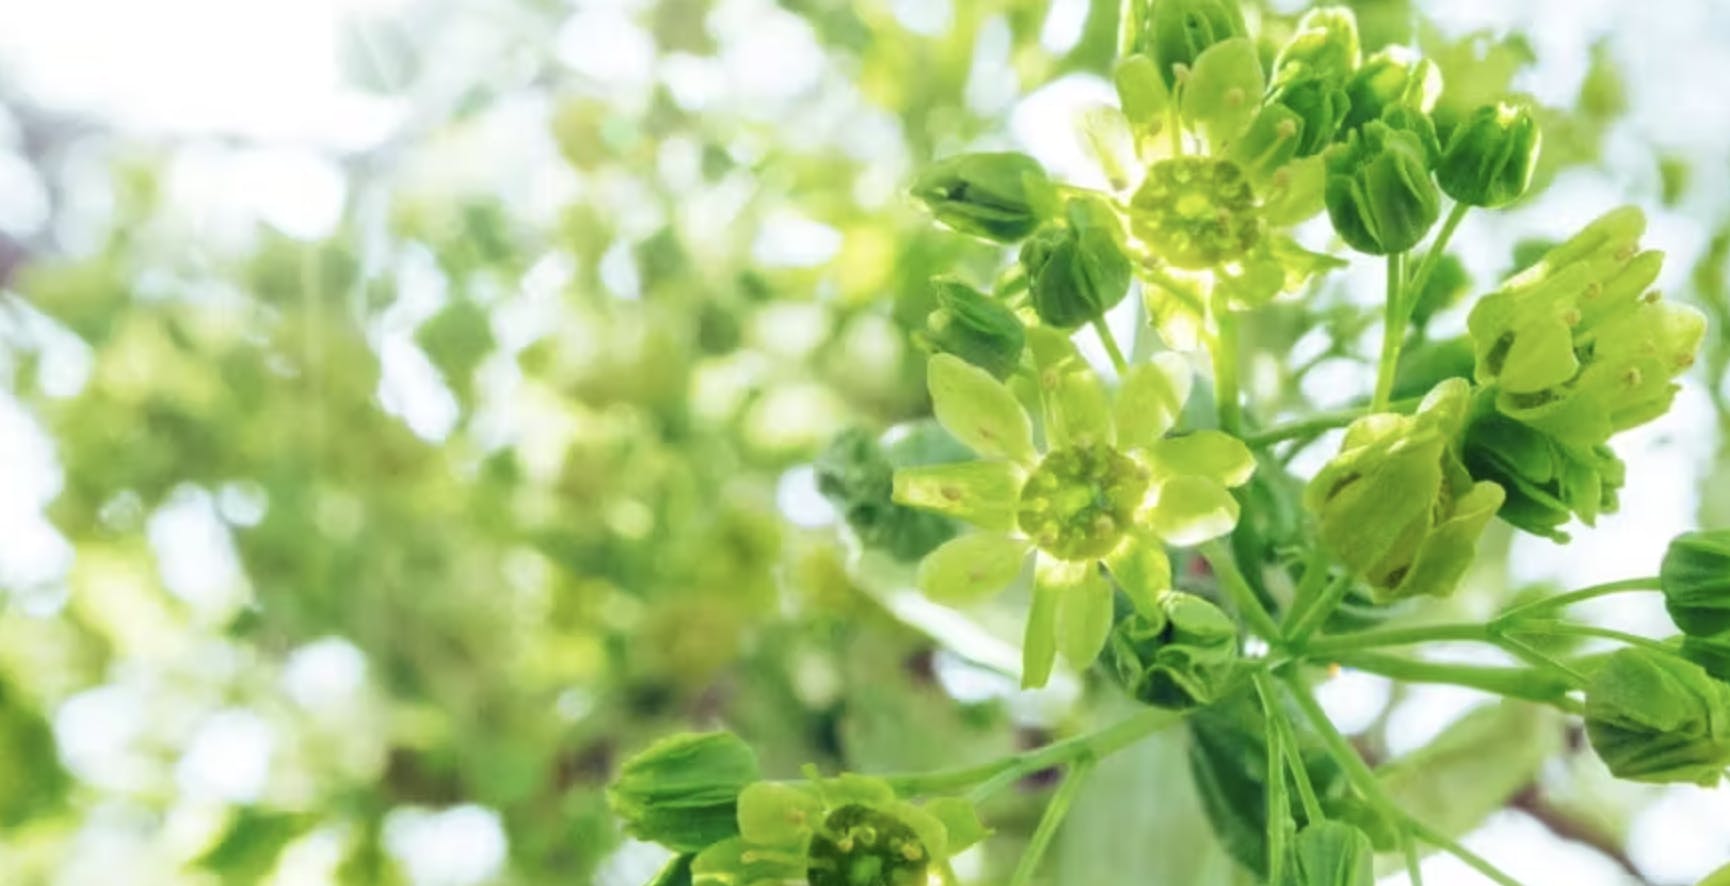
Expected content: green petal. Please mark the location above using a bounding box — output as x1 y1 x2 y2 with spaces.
1105 539 1172 617
892 801 948 862
736 782 820 846
1028 326 1114 448
927 353 1036 463
1024 556 1086 689
1058 567 1114 670
924 797 989 853
1180 37 1264 153
892 461 1024 531
1146 475 1241 546
1142 430 1256 487
1114 353 1193 450
915 533 1031 603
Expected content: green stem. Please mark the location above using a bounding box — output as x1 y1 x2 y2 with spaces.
1327 652 1583 712
1092 316 1130 375
1200 540 1282 643
1405 815 1522 886
1212 307 1243 436
1242 395 1425 447
1492 577 1662 625
1494 633 1591 690
1262 688 1291 886
1301 622 1493 658
1513 621 1678 657
880 707 1173 798
1009 757 1097 886
1254 670 1325 824
1371 251 1408 411
1280 672 1428 885
1403 201 1471 314
1285 573 1352 649
1280 550 1332 633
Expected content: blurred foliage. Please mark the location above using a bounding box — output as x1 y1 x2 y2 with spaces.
0 0 1724 883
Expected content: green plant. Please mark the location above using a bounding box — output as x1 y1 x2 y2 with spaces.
607 2 1726 884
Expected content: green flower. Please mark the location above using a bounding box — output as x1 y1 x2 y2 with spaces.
1129 156 1262 270
1662 530 1730 645
1273 7 1360 83
1341 46 1441 132
910 152 1052 243
1324 120 1440 255
1021 198 1132 329
608 732 762 853
1584 648 1730 786
1145 0 1249 88
916 278 1026 379
1437 102 1541 208
1460 408 1624 542
1305 379 1505 603
1105 590 1243 710
893 336 1255 688
1467 207 1706 445
693 774 986 886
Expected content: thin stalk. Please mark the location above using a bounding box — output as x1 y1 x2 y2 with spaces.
1092 316 1129 375
1280 673 1428 885
1254 671 1324 824
1243 395 1425 447
1212 307 1243 436
1494 633 1591 690
1372 251 1408 410
880 706 1174 798
1009 756 1097 886
1516 621 1678 657
1200 540 1283 642
1328 652 1583 712
1300 622 1493 658
1286 573 1353 649
1403 201 1471 313
1405 815 1523 886
1280 550 1333 634
1493 577 1662 625
1262 690 1291 886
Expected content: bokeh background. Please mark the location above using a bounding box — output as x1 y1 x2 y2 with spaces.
0 0 1727 883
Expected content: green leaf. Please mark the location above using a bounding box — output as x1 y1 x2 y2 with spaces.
1142 431 1256 487
927 354 1036 463
915 532 1031 603
608 732 762 853
892 461 1025 531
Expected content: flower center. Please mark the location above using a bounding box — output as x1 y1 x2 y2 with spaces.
1017 443 1149 561
807 805 928 886
1128 157 1261 270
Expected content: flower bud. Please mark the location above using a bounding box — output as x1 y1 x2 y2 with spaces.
1341 46 1442 132
815 426 960 562
1377 104 1440 168
1468 207 1706 445
1020 199 1132 328
1273 7 1362 84
918 279 1025 380
1585 648 1730 786
1460 408 1624 543
1106 591 1243 710
1438 103 1541 208
608 732 761 853
1268 71 1351 158
911 152 1052 243
1324 121 1440 255
1662 531 1730 641
1305 379 1505 602
1146 0 1249 88
1286 821 1375 886
1129 157 1262 269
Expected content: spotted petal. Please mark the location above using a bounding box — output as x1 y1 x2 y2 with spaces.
927 354 1036 464
893 461 1024 531
1115 353 1193 450
1146 475 1241 547
1024 556 1088 689
1028 327 1113 448
916 532 1032 603
1143 430 1256 487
